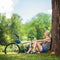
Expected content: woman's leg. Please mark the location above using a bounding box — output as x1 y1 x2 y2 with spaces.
27 41 42 53
32 41 37 51
27 47 32 53
33 41 42 51
36 43 42 52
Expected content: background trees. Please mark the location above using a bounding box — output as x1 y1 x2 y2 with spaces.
24 13 51 40
0 14 8 45
0 13 51 45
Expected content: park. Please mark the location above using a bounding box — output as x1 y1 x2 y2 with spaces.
0 0 60 60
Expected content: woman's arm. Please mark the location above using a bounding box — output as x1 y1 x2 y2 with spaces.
36 39 44 42
36 38 51 43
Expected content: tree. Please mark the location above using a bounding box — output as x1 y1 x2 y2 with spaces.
0 14 8 45
0 13 23 45
24 13 51 40
10 14 23 41
52 0 60 55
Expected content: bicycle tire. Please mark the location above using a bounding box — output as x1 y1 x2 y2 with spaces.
4 43 20 54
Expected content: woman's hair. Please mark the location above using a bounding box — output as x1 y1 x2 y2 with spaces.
45 30 50 36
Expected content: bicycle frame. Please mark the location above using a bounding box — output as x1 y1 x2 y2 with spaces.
4 34 34 54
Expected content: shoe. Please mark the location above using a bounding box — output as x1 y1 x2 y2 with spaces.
25 52 29 54
31 51 37 54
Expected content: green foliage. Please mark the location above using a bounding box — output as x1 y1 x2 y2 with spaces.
0 45 5 52
24 13 51 40
0 13 22 45
0 13 52 45
0 14 8 45
9 14 23 41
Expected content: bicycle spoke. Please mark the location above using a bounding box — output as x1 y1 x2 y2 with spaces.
5 43 20 54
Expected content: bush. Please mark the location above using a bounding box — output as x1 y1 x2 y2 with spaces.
0 45 5 52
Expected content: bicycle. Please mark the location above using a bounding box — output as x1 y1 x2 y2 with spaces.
4 34 34 54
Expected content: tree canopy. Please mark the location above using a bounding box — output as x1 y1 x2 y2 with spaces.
0 13 51 45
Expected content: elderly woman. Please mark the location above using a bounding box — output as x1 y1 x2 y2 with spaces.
26 30 51 53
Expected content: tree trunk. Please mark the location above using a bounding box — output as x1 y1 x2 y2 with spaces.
52 0 60 55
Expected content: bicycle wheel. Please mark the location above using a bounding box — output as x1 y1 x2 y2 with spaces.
4 43 20 54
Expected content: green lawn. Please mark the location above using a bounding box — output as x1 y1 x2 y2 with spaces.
0 53 60 60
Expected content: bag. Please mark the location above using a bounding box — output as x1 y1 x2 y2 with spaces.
15 39 21 44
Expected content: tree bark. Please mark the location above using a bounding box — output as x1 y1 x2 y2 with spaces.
52 0 60 55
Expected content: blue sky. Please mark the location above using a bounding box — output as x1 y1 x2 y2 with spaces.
0 0 52 23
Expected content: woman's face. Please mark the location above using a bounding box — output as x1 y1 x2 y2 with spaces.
44 31 49 37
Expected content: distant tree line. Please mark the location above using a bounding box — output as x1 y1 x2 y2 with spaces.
0 13 51 45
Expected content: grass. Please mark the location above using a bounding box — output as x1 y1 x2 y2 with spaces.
0 53 60 60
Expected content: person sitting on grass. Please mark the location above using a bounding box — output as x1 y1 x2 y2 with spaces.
26 30 51 53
